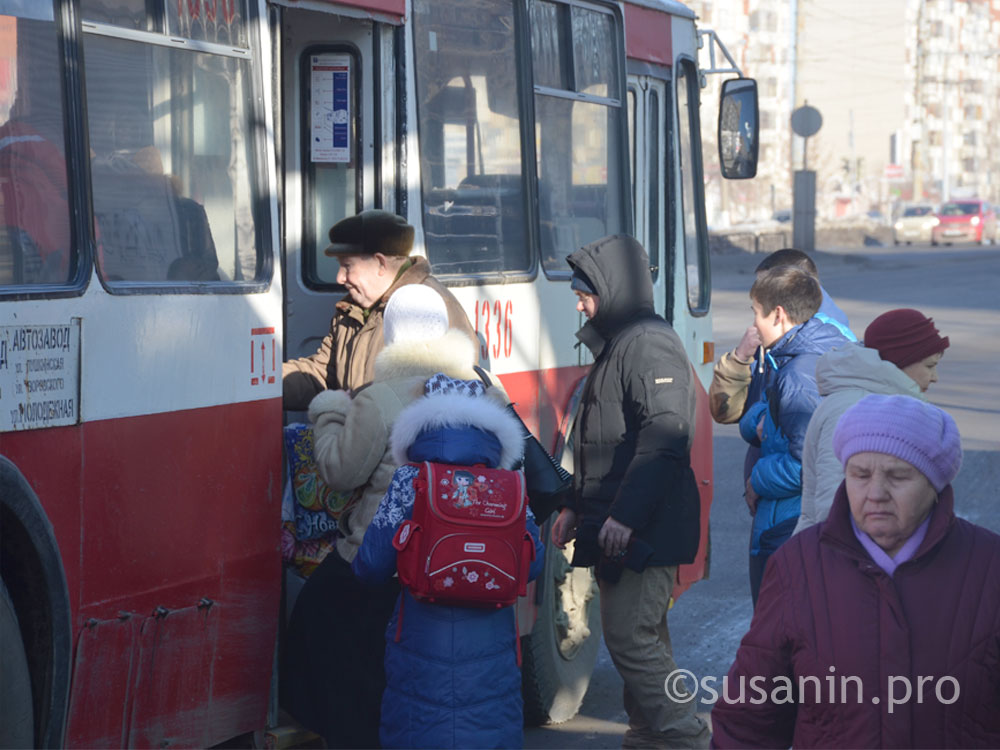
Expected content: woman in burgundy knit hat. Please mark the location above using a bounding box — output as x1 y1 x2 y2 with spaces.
863 307 950 392
795 308 950 533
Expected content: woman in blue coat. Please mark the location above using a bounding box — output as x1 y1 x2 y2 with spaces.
353 374 545 749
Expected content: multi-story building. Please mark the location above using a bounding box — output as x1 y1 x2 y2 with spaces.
691 0 796 225
905 0 1000 204
693 0 999 227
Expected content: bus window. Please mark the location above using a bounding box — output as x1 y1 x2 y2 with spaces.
676 58 709 314
168 0 247 47
0 3 76 287
80 0 147 30
83 0 248 43
413 0 529 277
83 2 264 286
627 85 636 214
532 1 627 276
647 88 660 280
301 47 359 288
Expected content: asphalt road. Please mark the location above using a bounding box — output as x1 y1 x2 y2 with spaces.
524 240 1000 748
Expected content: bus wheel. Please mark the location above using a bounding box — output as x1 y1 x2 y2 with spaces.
0 577 34 748
521 540 601 725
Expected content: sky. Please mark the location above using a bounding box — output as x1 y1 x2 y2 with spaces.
796 0 908 179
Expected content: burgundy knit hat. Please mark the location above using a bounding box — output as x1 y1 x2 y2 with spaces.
863 308 949 369
833 394 961 492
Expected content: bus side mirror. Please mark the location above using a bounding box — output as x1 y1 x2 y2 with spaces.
718 78 759 179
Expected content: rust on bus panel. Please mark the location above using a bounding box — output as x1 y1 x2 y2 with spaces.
67 605 222 748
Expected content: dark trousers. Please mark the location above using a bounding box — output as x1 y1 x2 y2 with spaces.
280 552 399 749
748 516 797 608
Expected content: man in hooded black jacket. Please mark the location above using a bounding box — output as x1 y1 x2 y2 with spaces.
552 234 710 749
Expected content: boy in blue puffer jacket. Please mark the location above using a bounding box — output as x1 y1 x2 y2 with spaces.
740 266 853 606
353 374 545 749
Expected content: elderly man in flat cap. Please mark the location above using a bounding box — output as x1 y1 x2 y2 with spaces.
282 210 476 409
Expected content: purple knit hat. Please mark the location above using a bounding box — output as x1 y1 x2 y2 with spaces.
833 394 962 492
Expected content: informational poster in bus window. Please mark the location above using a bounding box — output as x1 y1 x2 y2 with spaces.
0 320 81 432
310 54 351 163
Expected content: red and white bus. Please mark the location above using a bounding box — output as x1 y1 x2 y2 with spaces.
0 0 755 745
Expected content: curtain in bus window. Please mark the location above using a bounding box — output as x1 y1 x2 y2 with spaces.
531 2 625 276
0 5 75 286
412 0 529 277
167 0 247 47
84 34 262 283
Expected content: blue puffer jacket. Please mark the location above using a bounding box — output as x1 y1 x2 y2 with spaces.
353 387 545 749
740 288 854 482
739 316 852 555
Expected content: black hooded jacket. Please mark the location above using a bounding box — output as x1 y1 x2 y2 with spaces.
567 235 700 568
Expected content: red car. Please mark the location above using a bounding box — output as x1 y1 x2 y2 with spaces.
932 199 998 245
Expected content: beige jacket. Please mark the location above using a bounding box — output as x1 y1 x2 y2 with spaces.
307 329 479 563
708 348 755 424
283 256 477 410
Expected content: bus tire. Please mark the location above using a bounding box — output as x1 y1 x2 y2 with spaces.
0 577 34 749
521 540 601 726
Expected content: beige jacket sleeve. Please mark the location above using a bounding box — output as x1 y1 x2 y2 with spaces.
283 328 334 411
708 349 754 424
308 387 389 492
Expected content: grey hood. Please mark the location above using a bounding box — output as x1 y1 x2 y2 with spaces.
815 342 923 398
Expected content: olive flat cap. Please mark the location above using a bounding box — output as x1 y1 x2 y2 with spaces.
324 210 415 257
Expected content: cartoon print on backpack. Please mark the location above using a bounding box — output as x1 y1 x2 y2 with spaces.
439 468 511 517
450 470 476 507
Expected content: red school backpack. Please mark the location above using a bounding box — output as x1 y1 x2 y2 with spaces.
392 461 535 608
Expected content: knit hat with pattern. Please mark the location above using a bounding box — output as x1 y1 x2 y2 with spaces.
833 393 962 492
383 284 449 346
863 308 949 369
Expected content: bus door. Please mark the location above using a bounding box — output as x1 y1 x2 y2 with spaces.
672 57 713 386
632 61 713 381
277 4 399 370
630 61 714 595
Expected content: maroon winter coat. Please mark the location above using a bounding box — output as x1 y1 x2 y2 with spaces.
711 483 1000 749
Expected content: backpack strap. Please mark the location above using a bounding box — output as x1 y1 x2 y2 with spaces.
473 365 492 388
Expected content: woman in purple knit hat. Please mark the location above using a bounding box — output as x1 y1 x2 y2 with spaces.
712 394 1000 749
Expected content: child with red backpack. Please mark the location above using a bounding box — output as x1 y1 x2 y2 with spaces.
352 373 545 749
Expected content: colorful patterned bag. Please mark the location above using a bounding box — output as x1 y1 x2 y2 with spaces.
281 423 357 577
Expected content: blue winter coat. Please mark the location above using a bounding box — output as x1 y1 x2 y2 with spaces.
739 315 853 555
353 415 545 749
744 287 855 419
740 289 855 485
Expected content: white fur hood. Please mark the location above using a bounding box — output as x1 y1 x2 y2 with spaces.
373 328 476 382
390 389 525 470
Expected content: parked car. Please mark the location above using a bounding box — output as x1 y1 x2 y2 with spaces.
931 199 997 245
893 204 938 245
